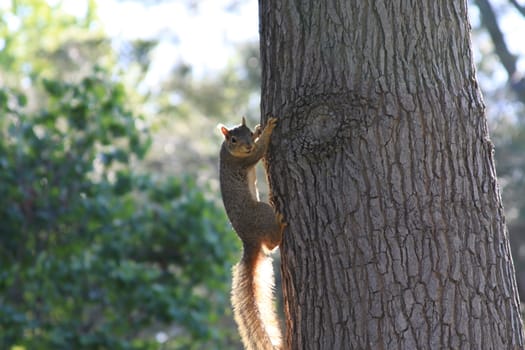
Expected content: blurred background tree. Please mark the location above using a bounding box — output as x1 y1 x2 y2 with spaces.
470 0 525 300
0 0 524 349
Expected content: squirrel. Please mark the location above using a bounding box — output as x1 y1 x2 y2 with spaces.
219 116 286 350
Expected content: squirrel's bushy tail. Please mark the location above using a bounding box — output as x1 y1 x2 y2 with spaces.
231 252 282 350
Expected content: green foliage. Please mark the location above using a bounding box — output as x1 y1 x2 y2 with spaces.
0 72 238 349
0 0 110 85
0 1 240 348
155 42 260 122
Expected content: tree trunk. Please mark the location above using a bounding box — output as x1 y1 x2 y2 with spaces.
259 1 524 349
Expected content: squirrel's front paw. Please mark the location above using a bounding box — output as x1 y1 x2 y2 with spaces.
266 117 278 132
277 212 287 232
253 124 263 138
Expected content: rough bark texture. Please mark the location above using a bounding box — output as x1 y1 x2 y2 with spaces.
259 1 524 349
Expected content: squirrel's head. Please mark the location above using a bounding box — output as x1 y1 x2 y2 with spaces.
220 117 257 157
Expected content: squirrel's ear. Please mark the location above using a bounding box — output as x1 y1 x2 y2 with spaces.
241 116 246 126
220 125 230 138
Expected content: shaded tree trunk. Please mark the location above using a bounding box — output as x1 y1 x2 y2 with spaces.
259 1 524 349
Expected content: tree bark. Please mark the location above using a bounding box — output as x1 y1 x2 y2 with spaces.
259 1 524 349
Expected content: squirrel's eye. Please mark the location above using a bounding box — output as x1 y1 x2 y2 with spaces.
250 132 254 136
231 136 237 144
